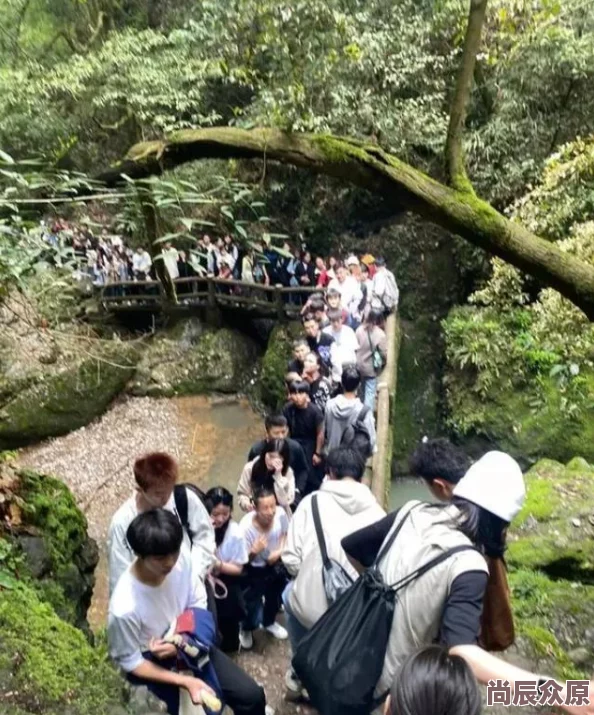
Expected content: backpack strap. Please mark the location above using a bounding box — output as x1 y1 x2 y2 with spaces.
312 495 330 569
389 544 477 591
374 501 423 567
174 485 193 547
356 404 370 425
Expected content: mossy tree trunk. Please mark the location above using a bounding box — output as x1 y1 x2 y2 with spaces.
96 128 594 319
445 0 489 193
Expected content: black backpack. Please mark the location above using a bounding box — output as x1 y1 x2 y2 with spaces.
174 483 208 543
292 503 476 715
340 405 372 459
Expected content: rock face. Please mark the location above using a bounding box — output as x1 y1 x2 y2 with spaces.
259 322 302 410
507 457 594 678
0 297 139 449
0 464 127 715
129 319 260 397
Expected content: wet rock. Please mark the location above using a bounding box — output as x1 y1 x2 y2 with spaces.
127 684 168 713
17 535 51 578
568 647 591 666
130 321 260 397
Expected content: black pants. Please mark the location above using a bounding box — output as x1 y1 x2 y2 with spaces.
215 574 246 652
128 649 265 715
242 564 288 630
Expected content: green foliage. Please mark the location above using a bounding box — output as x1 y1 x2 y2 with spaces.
259 322 302 409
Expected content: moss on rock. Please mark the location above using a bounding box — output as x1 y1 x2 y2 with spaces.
0 341 138 450
259 322 302 410
0 583 124 715
130 319 259 397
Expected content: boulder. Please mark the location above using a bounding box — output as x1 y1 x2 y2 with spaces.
506 457 594 678
259 322 302 410
0 304 139 449
129 319 260 397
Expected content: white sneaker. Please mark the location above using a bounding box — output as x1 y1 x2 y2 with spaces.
285 668 302 693
239 629 253 650
265 622 288 640
265 706 275 715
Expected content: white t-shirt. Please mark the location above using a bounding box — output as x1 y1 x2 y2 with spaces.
328 276 362 316
217 520 249 565
107 552 205 673
107 489 215 595
240 508 289 568
323 324 359 366
163 247 179 280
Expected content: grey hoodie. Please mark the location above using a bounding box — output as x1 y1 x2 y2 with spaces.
282 479 385 628
324 394 377 453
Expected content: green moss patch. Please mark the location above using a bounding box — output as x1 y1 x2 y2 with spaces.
259 322 302 410
0 584 124 715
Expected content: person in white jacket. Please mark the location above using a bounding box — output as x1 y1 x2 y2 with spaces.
281 447 385 697
237 438 295 513
107 452 215 596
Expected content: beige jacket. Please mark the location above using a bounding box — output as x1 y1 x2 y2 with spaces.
237 458 295 512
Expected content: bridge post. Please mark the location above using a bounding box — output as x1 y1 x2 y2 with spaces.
206 277 222 327
274 285 285 322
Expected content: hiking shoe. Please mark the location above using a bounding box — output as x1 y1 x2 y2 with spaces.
239 629 253 650
265 622 288 640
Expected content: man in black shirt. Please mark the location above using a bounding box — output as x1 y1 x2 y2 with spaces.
247 414 309 506
282 381 325 494
287 339 309 376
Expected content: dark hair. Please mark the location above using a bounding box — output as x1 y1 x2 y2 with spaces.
292 338 308 350
389 646 481 715
431 497 507 558
205 487 233 547
252 438 291 490
375 256 386 267
288 380 310 395
327 308 343 323
134 452 178 490
127 509 183 558
341 366 361 392
327 288 341 299
366 309 384 327
302 312 317 325
409 438 470 485
253 486 276 508
310 300 326 314
205 486 233 512
265 414 288 431
326 448 365 482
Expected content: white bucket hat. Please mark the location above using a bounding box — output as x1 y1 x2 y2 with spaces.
453 451 525 522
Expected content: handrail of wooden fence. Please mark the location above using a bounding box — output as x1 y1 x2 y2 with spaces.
371 313 401 508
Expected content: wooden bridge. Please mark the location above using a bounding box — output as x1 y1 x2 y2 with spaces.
99 275 322 320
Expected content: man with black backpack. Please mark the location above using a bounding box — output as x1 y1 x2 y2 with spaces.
107 452 215 596
281 448 385 700
324 366 376 459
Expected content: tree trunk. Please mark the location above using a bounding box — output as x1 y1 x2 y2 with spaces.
138 187 177 303
96 127 594 320
445 0 489 192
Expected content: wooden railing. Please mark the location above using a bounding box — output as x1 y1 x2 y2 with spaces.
371 313 401 508
98 276 323 319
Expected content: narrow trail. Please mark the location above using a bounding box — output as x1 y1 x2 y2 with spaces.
18 394 308 713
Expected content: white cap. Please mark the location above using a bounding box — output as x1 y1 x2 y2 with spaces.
453 451 525 522
345 255 359 267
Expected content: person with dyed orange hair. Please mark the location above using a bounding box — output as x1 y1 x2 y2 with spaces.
107 452 215 596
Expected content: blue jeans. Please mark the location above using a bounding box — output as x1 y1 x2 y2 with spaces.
360 376 378 411
282 582 310 657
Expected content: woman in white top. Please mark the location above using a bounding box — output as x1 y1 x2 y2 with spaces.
205 487 248 653
238 488 290 650
237 438 295 513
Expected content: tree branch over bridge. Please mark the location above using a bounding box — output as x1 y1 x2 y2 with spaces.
96 127 594 320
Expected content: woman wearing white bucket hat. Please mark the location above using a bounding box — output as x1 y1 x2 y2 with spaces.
343 451 594 715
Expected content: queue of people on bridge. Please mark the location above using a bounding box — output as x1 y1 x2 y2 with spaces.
105 430 594 715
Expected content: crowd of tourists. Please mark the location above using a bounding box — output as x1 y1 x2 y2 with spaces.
106 428 594 715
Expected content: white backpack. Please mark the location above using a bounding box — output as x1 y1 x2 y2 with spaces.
382 270 399 311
